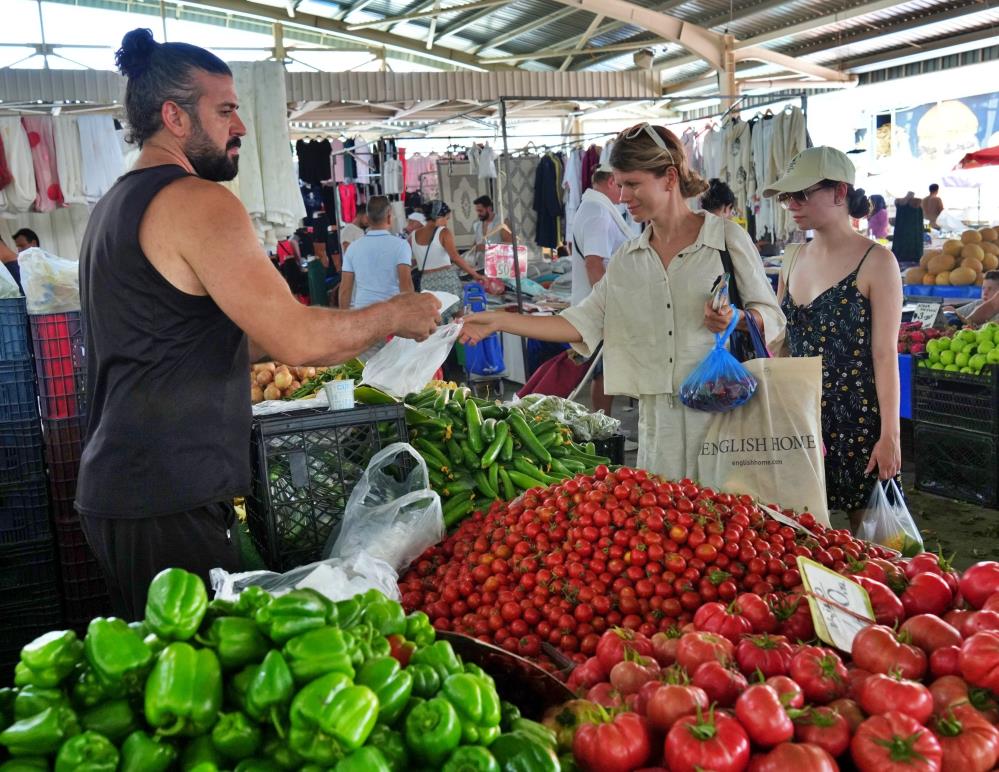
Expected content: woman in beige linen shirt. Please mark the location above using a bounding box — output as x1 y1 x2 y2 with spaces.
462 124 785 479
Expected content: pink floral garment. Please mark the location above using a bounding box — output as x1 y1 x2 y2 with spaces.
22 116 63 212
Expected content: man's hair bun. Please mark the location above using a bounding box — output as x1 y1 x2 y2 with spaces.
115 28 159 79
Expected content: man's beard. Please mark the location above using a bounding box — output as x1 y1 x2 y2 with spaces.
185 122 240 182
478 212 489 221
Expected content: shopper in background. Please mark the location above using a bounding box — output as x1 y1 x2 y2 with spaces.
700 178 737 218
338 196 413 310
769 146 902 531
13 228 39 252
570 165 631 415
339 205 368 253
949 270 999 324
867 194 889 240
922 183 944 229
892 191 924 264
462 123 784 479
472 194 512 266
406 211 426 235
0 239 21 293
77 29 440 619
411 199 485 312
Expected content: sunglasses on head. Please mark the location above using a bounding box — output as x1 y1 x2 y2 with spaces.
621 123 676 165
776 182 835 209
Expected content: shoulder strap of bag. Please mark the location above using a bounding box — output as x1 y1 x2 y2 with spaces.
421 226 441 272
719 233 769 359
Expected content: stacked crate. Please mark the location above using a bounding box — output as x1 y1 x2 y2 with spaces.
0 298 61 672
30 312 112 629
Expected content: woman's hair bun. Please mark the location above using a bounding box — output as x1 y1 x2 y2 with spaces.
115 28 159 79
847 185 871 219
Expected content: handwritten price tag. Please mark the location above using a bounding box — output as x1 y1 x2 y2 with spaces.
912 301 942 328
796 557 875 652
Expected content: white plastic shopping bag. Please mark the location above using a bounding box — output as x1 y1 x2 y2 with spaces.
857 480 923 556
361 322 462 398
0 261 19 298
17 247 80 313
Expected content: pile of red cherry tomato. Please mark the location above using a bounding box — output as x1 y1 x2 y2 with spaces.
397 466 999 770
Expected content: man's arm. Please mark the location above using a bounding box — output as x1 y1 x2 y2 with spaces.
397 265 414 293
584 255 606 288
966 294 999 326
338 272 355 310
162 180 437 365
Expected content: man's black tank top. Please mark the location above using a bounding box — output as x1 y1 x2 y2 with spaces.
76 164 250 518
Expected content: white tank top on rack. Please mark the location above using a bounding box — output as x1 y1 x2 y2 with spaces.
410 228 451 271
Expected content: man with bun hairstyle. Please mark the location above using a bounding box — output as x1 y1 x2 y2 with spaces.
76 29 440 618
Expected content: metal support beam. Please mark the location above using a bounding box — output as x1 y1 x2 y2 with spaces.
559 13 604 71
484 38 665 64
473 7 580 53
347 0 507 30
539 0 690 55
734 46 854 82
436 4 509 40
735 0 902 49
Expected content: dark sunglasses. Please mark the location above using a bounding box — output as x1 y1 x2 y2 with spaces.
776 182 834 209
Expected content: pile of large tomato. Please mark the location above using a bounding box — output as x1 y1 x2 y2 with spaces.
398 466 893 662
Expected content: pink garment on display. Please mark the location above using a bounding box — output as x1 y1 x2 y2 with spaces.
580 145 601 193
0 133 12 190
399 148 407 195
22 116 63 212
339 183 357 223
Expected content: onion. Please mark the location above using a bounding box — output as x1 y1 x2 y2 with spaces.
289 380 301 392
273 370 293 390
263 384 281 401
263 361 276 372
256 369 274 386
304 367 317 380
250 385 264 403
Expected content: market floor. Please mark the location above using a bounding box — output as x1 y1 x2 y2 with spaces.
588 395 996 572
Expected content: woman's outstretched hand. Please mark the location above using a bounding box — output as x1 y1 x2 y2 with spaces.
460 311 503 345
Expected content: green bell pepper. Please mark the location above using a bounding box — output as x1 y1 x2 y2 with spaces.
120 730 177 772
361 594 406 637
409 640 462 685
441 672 502 746
254 589 329 645
319 685 379 752
13 687 66 721
234 587 271 618
53 731 118 772
0 706 79 756
244 650 294 736
510 718 557 752
0 687 15 730
83 617 152 692
499 700 521 731
408 662 441 698
233 761 282 772
263 729 305 770
212 711 262 760
283 626 355 683
405 611 435 648
0 758 48 771
335 747 391 772
287 672 350 766
70 667 121 710
331 597 363 629
81 699 137 742
404 696 461 767
367 724 409 772
197 616 269 670
356 656 413 726
144 642 222 737
143 633 167 656
443 746 501 772
180 734 223 771
348 623 392 663
488 730 560 772
17 631 84 688
463 662 490 681
226 664 256 712
145 568 208 642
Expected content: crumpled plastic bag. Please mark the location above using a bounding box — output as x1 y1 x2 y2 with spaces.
325 442 444 574
18 247 79 313
361 322 462 398
0 261 19 299
210 550 400 602
513 393 621 441
857 479 923 557
680 310 758 413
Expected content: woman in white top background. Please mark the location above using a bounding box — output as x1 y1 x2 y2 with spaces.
460 124 784 479
410 200 485 315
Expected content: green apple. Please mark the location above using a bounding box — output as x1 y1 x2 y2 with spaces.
938 338 952 351
945 364 960 371
961 367 973 373
971 354 988 371
927 339 941 356
951 339 966 354
929 350 941 363
989 348 999 364
979 339 995 355
940 350 956 365
956 352 971 367
931 362 945 370
979 328 995 346
960 329 977 343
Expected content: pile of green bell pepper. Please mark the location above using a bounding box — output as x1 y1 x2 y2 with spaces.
0 569 554 771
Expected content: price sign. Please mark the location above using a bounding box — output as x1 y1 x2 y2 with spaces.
758 502 818 539
796 557 875 652
912 301 942 328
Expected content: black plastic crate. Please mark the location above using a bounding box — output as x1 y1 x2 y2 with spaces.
915 422 998 509
0 597 64 680
0 538 60 606
0 417 44 486
0 360 39 422
0 476 51 545
0 297 30 362
247 404 408 571
41 415 84 487
913 360 998 434
52 508 111 627
29 312 87 420
592 434 626 466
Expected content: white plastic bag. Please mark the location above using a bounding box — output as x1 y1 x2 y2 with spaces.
325 442 444 573
0 261 19 299
361 322 462 398
17 247 79 313
857 480 923 556
210 550 400 602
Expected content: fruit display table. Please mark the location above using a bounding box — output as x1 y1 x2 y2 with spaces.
904 284 982 300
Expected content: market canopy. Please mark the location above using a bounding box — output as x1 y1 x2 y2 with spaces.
956 146 999 169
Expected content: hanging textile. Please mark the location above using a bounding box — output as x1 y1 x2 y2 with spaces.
339 183 357 224
497 154 539 249
701 127 725 181
21 116 63 212
343 138 357 180
562 148 583 242
681 127 703 176
533 153 564 249
77 114 124 205
580 145 601 193
750 115 776 241
52 116 85 206
768 106 808 240
354 139 371 183
725 120 752 213
330 138 345 182
0 204 90 260
389 201 406 235
0 117 36 213
436 158 478 250
477 145 497 180
296 138 332 184
383 159 403 196
599 141 614 166
0 133 11 191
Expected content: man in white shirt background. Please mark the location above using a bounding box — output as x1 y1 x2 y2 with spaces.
338 196 413 311
571 166 632 415
339 205 369 254
472 195 512 267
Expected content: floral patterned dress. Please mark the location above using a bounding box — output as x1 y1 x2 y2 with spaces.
781 245 899 512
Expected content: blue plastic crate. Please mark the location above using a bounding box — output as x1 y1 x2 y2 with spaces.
0 298 29 362
0 360 38 422
0 418 44 486
0 476 51 545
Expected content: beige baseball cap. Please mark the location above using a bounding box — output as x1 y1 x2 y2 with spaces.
762 146 856 198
